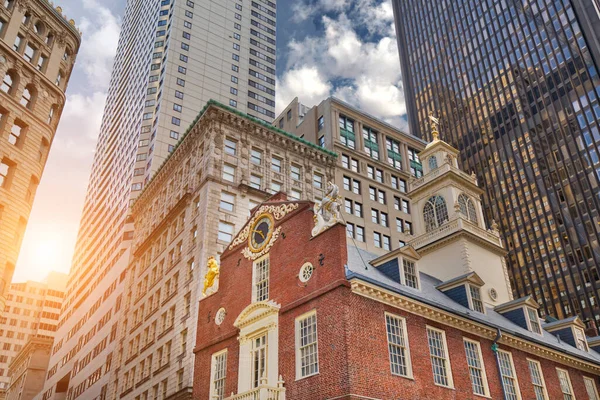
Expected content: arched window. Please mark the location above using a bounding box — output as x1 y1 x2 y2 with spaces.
20 85 36 109
1 70 18 95
428 156 438 170
33 21 45 36
458 193 478 223
423 195 448 232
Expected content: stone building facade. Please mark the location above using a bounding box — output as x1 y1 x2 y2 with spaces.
275 97 426 255
6 336 53 400
0 0 80 314
0 272 66 399
193 135 600 400
106 101 336 400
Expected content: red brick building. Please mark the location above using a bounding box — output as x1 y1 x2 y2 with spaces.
193 138 600 400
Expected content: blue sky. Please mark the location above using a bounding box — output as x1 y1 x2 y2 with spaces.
14 0 407 281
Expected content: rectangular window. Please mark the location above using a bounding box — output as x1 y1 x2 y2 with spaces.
385 313 411 377
271 156 282 173
295 311 318 379
527 359 548 400
220 192 235 212
346 223 354 238
363 126 379 160
339 115 355 149
222 164 235 182
498 350 520 400
386 137 402 170
218 222 234 243
383 235 390 251
250 174 261 190
402 199 410 214
251 335 267 388
354 202 362 217
426 327 453 388
251 149 262 165
584 376 600 400
313 173 323 189
290 189 301 200
464 339 489 396
253 256 269 302
469 285 485 313
356 226 364 242
526 308 541 334
290 164 301 181
210 351 227 400
374 232 381 248
402 259 418 289
557 368 575 400
352 180 360 194
224 138 237 156
270 181 281 193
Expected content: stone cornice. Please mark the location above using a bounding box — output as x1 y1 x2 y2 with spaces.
409 165 483 198
350 279 600 374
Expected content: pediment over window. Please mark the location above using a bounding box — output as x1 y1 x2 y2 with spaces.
234 300 281 330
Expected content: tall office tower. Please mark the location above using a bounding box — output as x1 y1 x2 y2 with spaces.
0 272 66 399
393 0 600 331
109 101 334 400
39 0 278 398
0 0 79 316
276 97 426 254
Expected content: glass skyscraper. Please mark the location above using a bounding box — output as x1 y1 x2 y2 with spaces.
393 0 600 331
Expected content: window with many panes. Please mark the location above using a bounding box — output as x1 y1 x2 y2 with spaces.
339 115 355 149
363 126 379 160
468 285 484 313
526 307 541 334
527 359 547 400
253 255 269 302
385 313 411 377
296 311 318 379
210 351 227 400
426 327 452 387
408 148 422 177
574 327 589 351
463 339 489 396
498 351 520 400
251 335 267 388
557 368 574 400
386 137 402 170
402 259 418 289
584 376 600 400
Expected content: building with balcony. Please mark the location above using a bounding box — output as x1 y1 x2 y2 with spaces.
275 97 427 255
0 0 79 317
193 134 600 400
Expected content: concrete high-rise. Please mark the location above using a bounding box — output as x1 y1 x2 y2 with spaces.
393 0 600 332
0 272 66 399
38 0 277 398
0 0 80 316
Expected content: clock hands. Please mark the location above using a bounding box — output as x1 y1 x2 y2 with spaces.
253 229 266 240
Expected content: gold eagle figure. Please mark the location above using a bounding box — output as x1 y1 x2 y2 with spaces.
202 256 220 296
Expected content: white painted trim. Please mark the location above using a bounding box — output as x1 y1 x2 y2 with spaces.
526 358 549 400
295 309 319 381
251 253 270 303
467 284 486 314
584 376 600 400
557 367 577 400
463 338 490 398
398 256 421 290
524 307 543 335
498 349 522 400
384 312 413 379
209 349 228 400
425 325 454 389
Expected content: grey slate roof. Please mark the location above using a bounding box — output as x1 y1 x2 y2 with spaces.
542 316 581 330
345 245 600 366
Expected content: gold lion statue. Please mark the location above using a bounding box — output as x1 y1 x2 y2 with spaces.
202 256 220 296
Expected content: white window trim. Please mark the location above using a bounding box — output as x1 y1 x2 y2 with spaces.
466 284 486 314
384 312 413 379
295 309 319 380
398 256 420 290
584 376 600 400
209 349 227 400
573 326 589 352
524 307 542 335
252 254 270 303
557 368 576 399
526 358 548 400
463 338 490 398
498 350 521 400
425 325 454 389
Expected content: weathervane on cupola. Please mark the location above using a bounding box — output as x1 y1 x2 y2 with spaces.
428 111 441 142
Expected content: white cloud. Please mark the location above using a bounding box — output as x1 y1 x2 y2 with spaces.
291 0 351 22
278 3 408 131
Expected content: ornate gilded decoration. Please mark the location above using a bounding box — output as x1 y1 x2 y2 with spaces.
312 182 343 237
242 226 281 260
202 256 220 296
248 213 275 253
228 203 298 250
428 111 440 141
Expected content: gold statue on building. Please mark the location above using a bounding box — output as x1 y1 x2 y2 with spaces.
428 111 441 141
202 256 220 296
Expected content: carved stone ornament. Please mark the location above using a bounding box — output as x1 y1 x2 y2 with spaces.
242 226 281 260
312 182 343 237
228 203 298 250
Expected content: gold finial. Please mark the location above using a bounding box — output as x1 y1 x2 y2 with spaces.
202 256 220 296
428 111 440 141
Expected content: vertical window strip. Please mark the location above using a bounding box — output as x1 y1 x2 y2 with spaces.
584 377 600 400
385 314 411 377
527 359 547 400
296 312 318 378
402 259 419 289
469 285 485 313
527 308 542 334
463 340 488 396
211 351 227 400
557 368 575 400
251 335 267 388
498 350 520 400
426 327 452 387
254 256 269 301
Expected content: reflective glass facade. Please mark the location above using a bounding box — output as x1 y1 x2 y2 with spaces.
394 0 600 331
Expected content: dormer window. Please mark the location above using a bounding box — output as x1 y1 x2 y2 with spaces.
574 327 589 352
526 307 542 334
468 285 485 313
401 258 419 289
